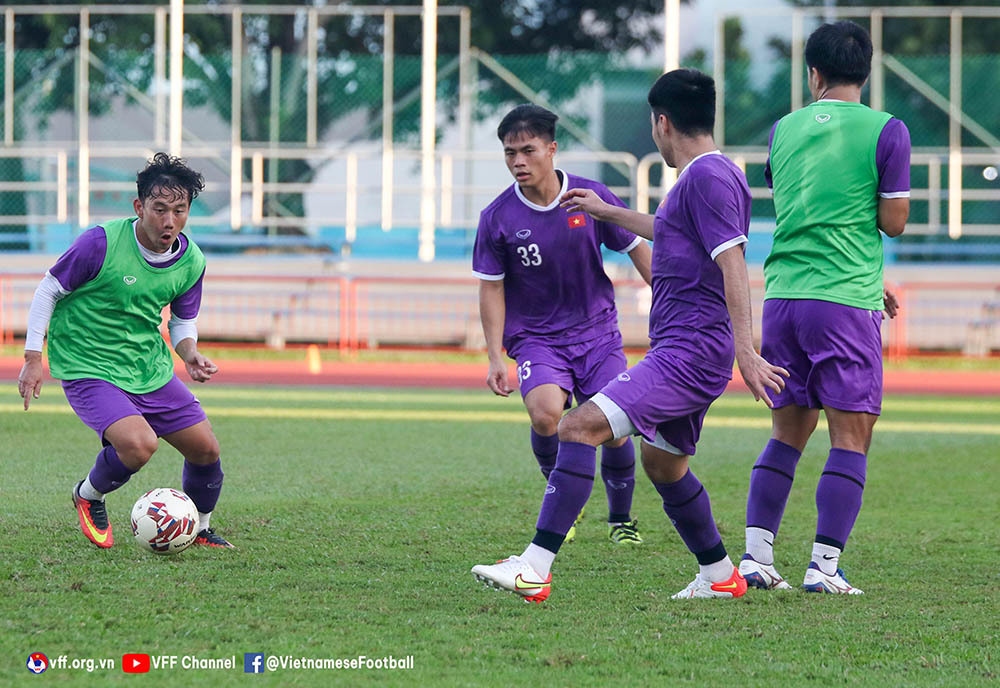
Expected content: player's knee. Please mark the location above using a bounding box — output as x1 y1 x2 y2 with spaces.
640 446 688 484
530 414 561 436
557 407 607 446
115 433 159 468
185 436 221 465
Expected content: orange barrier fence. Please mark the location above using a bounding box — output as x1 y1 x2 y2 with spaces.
1 272 998 357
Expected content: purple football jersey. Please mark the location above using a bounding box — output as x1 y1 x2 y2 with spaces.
472 170 642 348
648 151 751 375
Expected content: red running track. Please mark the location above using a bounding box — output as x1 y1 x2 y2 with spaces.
1 356 998 395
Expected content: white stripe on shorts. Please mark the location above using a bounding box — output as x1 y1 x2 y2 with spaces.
591 392 685 454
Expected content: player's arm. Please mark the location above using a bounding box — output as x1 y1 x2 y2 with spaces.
715 245 788 407
627 239 653 286
18 273 69 410
478 277 512 397
876 118 911 238
560 188 655 240
877 197 908 238
170 271 218 383
18 229 105 408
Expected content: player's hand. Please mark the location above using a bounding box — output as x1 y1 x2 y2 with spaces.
486 359 512 397
560 188 612 221
735 351 788 408
17 354 44 411
883 288 900 319
184 351 219 383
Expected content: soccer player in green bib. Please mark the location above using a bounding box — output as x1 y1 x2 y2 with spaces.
18 152 234 549
738 21 910 594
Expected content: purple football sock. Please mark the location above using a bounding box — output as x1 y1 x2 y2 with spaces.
600 440 636 523
182 460 224 515
815 448 866 550
87 445 136 495
653 470 726 564
533 441 596 552
746 438 802 534
530 428 558 479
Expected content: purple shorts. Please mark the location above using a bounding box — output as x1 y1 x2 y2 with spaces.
593 347 731 456
761 299 884 414
508 331 627 408
62 376 208 441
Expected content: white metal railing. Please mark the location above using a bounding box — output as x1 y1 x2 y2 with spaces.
1 5 998 255
2 142 999 254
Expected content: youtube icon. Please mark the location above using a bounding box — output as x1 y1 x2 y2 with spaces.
122 653 151 673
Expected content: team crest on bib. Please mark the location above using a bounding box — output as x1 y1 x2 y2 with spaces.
123 275 137 285
815 113 831 123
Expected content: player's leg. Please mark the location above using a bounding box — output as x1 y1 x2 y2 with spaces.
146 377 232 548
575 335 641 542
471 400 611 602
600 437 641 544
740 405 817 589
523 383 569 479
161 421 232 548
63 380 157 548
513 344 573 478
802 407 876 594
741 298 816 588
516 345 582 538
802 302 882 594
640 438 745 600
593 356 741 599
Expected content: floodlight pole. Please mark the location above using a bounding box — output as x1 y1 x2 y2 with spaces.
664 0 680 71
170 0 184 155
419 0 438 262
661 0 680 194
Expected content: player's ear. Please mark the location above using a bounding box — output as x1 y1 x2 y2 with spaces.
133 198 143 216
807 67 822 91
655 112 671 136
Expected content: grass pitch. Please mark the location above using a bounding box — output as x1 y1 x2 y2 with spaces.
1 385 997 686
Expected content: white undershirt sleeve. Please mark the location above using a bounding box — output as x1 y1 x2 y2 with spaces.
25 272 69 352
168 314 199 351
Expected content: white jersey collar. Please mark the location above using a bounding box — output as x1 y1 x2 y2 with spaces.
514 169 569 212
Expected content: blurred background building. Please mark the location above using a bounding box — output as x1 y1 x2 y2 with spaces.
0 2 997 355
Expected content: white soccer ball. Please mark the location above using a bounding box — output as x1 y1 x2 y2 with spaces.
130 488 200 555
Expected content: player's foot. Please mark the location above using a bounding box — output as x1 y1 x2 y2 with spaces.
72 481 113 548
608 518 643 545
738 553 792 590
471 555 551 603
565 506 585 544
671 566 747 599
802 562 863 594
194 528 235 549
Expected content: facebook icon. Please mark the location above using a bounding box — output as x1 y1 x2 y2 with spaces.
244 653 266 674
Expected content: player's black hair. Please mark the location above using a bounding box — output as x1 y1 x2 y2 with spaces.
497 104 558 143
805 20 872 87
136 152 205 204
647 68 715 137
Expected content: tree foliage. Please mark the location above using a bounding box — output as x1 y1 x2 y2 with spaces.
8 1 678 230
782 0 996 54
